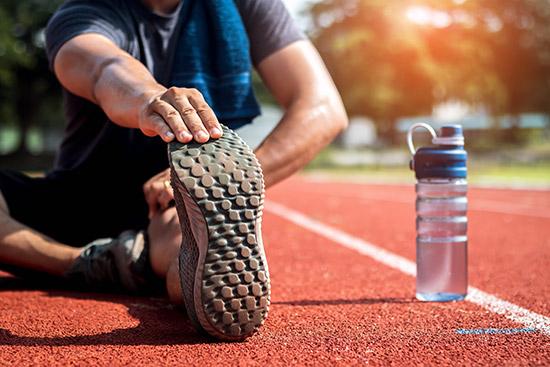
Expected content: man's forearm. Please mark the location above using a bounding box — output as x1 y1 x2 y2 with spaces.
93 53 165 130
54 34 221 143
255 96 347 188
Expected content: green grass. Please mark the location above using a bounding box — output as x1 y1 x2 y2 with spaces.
2 125 549 187
470 162 550 184
303 165 415 184
304 147 550 187
303 164 550 187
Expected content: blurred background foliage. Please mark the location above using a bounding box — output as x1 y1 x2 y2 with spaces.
0 0 549 184
308 0 550 143
0 0 63 160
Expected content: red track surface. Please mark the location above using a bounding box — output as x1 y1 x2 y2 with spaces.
0 176 548 365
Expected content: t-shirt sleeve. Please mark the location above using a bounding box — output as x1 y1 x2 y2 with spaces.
236 0 306 66
45 0 131 71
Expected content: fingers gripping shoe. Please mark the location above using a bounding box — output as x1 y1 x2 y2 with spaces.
168 125 270 341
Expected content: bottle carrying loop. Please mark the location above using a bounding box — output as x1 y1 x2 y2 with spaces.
406 123 437 155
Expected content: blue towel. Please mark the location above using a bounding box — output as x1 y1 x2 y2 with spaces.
170 0 261 128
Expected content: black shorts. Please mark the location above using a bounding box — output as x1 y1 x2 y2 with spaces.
0 170 150 247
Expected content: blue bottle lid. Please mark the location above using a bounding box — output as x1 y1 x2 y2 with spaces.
409 124 467 179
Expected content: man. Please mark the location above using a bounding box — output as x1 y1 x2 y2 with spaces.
0 0 347 340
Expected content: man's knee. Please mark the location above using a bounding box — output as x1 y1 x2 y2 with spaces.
0 190 9 215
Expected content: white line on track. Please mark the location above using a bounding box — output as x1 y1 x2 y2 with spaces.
265 200 550 336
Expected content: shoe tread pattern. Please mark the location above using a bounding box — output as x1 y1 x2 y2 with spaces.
169 125 270 340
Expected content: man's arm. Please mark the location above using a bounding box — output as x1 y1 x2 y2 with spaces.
53 33 222 143
254 40 348 188
143 40 347 216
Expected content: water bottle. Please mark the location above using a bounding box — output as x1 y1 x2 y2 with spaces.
407 123 468 302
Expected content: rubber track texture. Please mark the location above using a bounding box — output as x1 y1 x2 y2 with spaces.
168 125 270 341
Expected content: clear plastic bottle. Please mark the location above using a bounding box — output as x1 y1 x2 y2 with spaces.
416 178 467 301
408 124 468 301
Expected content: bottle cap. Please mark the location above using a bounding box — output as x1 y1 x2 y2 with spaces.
432 125 465 146
407 124 467 179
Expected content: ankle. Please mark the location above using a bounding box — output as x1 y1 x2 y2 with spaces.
166 259 184 305
60 247 83 275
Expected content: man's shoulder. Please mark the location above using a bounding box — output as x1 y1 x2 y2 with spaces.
59 0 128 8
234 0 279 18
233 0 305 65
49 0 137 33
45 0 138 69
55 0 132 17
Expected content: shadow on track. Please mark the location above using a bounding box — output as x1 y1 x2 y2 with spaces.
273 297 416 306
0 275 211 346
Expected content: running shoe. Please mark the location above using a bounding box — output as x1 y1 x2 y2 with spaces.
65 230 160 293
168 125 270 341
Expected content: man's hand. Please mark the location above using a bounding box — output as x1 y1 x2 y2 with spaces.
143 169 174 219
139 87 222 144
53 34 223 144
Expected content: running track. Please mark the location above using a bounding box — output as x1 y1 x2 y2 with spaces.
0 175 548 365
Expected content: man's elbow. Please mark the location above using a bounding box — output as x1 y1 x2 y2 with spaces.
324 97 348 138
333 107 349 134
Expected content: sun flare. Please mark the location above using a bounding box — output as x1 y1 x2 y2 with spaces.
405 5 452 28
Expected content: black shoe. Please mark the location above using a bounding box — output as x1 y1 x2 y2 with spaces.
168 124 270 341
65 230 161 293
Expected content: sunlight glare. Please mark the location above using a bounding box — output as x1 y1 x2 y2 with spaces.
406 5 431 25
406 5 452 28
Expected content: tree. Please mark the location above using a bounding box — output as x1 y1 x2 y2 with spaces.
308 0 550 144
0 0 63 156
476 0 550 141
425 0 550 141
310 0 435 143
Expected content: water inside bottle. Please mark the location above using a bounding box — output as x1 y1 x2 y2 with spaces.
416 237 467 301
416 179 468 301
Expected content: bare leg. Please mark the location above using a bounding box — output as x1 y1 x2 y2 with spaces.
0 190 81 277
147 207 184 304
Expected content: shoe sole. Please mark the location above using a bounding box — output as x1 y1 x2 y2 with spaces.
168 125 270 341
